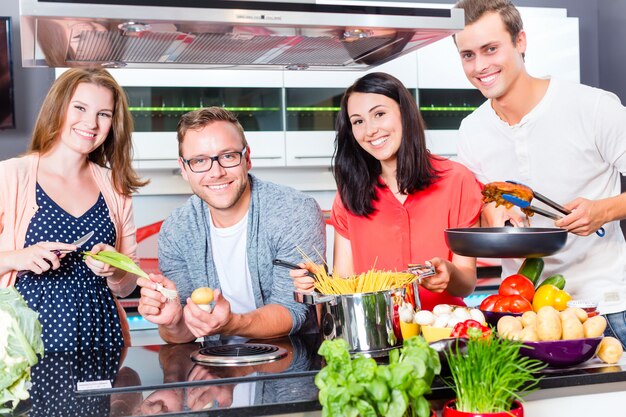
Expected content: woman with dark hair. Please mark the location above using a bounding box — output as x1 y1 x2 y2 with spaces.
0 68 147 350
292 72 483 310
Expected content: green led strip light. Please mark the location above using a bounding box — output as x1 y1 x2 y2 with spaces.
129 107 281 112
286 107 341 111
129 106 476 112
419 107 478 111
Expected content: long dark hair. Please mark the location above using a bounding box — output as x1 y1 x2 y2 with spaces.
333 72 439 216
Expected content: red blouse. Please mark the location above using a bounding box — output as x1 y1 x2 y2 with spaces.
330 157 483 311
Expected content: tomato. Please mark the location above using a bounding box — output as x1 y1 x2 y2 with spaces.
494 295 533 313
480 294 503 311
499 274 535 303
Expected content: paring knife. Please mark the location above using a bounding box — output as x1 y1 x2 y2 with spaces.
16 231 95 277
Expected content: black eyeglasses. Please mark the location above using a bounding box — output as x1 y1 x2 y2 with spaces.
181 148 247 173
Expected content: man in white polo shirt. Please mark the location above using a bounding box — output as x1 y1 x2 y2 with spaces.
453 0 626 347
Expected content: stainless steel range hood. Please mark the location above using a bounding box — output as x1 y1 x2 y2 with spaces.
19 0 463 70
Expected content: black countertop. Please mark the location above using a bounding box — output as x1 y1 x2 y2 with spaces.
13 334 626 417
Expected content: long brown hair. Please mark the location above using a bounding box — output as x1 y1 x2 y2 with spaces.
29 68 147 196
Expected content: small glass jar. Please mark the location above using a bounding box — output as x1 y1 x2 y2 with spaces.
567 300 599 317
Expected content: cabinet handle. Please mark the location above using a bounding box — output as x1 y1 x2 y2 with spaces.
294 155 331 159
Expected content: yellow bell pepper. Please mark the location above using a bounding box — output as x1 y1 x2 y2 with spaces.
553 289 572 311
532 284 572 312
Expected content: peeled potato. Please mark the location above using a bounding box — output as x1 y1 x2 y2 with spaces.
562 307 588 323
561 316 584 340
536 306 562 341
596 337 624 364
583 315 607 338
497 315 523 340
519 325 539 342
521 311 537 328
191 287 214 312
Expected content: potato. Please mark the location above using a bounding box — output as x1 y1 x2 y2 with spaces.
562 307 588 323
583 315 607 338
497 315 523 339
191 287 214 312
561 316 584 340
519 325 539 342
596 337 624 364
536 306 562 341
521 311 537 328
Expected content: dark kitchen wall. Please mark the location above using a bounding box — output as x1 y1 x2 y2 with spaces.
0 0 54 158
597 0 626 101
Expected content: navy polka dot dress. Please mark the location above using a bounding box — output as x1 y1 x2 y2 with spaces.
28 348 122 417
16 183 124 352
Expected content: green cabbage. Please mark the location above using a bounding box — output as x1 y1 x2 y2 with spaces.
0 287 44 413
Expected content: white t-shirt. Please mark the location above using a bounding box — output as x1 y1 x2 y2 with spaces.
209 210 257 314
458 77 626 314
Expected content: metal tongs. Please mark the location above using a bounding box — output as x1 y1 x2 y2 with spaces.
407 263 436 284
501 180 605 237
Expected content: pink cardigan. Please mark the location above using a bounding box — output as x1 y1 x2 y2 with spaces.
0 153 138 292
0 154 138 345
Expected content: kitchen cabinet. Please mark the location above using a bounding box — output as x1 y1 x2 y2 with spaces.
124 85 284 168
284 87 342 167
87 51 418 172
418 88 486 157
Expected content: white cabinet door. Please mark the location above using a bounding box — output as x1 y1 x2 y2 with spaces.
107 68 284 87
247 132 286 167
285 131 335 166
425 130 460 158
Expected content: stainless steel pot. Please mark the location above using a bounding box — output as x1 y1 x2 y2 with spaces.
295 280 420 357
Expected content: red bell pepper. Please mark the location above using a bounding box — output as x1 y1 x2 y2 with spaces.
450 319 491 339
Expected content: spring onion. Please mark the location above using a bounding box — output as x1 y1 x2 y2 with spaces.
82 251 148 278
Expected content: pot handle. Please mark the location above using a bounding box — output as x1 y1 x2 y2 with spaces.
293 291 335 305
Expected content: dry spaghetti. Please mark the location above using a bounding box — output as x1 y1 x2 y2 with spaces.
312 269 416 295
297 247 416 294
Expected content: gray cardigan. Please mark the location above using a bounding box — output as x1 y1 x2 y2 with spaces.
158 174 326 335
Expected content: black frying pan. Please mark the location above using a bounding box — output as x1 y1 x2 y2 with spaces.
445 227 568 258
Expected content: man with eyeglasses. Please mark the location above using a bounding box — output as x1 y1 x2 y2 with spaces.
136 107 326 342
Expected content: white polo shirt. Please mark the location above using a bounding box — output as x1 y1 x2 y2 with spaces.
457 77 626 314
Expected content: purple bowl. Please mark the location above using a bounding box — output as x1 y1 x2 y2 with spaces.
481 310 523 327
520 337 603 368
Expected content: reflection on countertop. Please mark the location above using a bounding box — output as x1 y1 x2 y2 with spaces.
15 331 626 417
